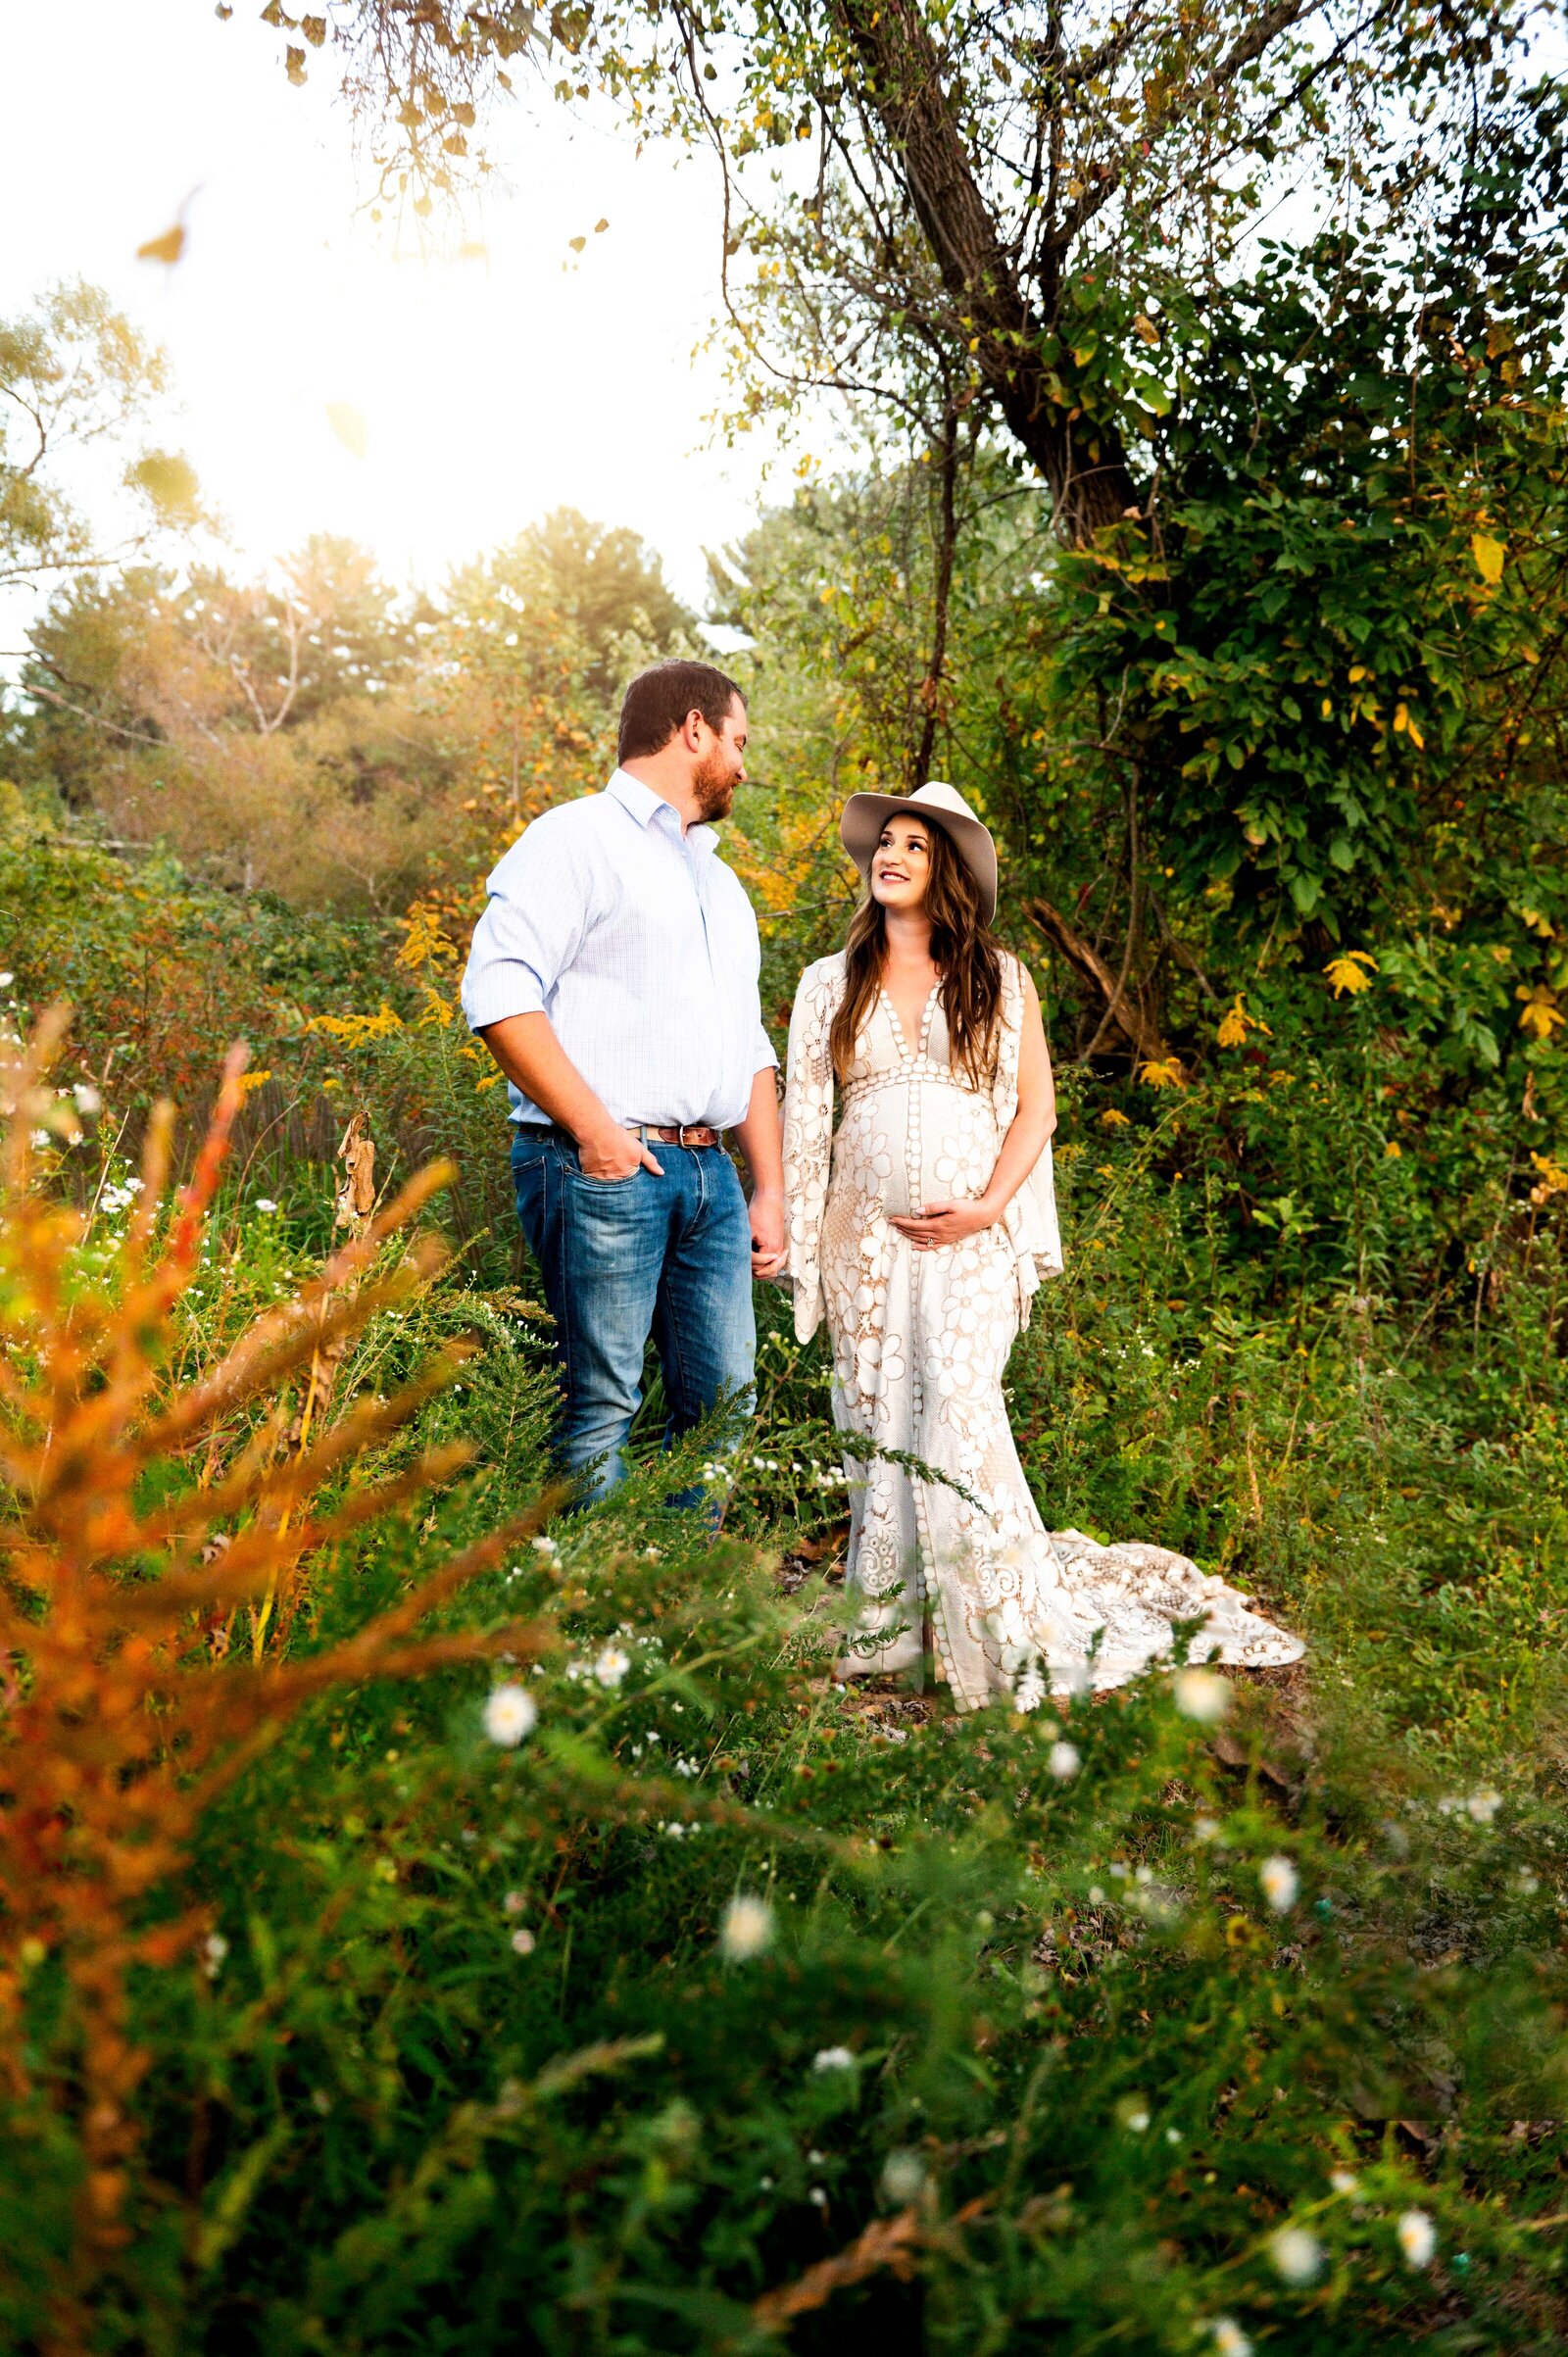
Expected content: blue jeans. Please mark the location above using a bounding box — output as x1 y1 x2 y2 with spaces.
510 1127 757 1505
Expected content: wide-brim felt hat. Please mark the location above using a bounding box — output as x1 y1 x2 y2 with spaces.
840 781 999 926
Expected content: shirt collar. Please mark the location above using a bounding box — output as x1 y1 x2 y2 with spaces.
606 767 718 856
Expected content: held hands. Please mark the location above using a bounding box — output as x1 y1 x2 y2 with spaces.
750 1186 788 1282
889 1197 1001 1251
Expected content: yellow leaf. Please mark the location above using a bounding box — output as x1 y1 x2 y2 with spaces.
1471 532 1505 585
136 221 185 267
1133 314 1160 346
1406 714 1425 751
130 451 201 523
1516 985 1565 1042
1393 703 1408 733
1529 1151 1568 1203
325 402 368 460
1348 664 1369 683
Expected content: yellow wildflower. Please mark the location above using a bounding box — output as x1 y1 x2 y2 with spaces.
1217 995 1273 1048
1323 950 1378 998
1137 1056 1187 1090
308 1002 405 1046
1099 1107 1132 1128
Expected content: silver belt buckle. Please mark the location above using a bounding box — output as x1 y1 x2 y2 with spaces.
676 1122 695 1148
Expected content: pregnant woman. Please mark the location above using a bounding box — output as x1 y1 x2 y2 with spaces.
781 782 1304 1712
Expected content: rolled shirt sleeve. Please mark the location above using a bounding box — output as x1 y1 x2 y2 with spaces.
461 817 591 1034
460 774 774 1130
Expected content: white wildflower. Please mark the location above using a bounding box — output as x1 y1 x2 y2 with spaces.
202 1932 229 1979
1465 1789 1501 1825
1259 1854 1299 1913
1124 2107 1151 2133
1269 2226 1323 2285
812 2046 856 2073
503 1891 526 1916
1330 2170 1359 2196
1173 1667 1231 1723
0 972 13 988
1397 2208 1436 2268
532 1534 561 1558
510 1927 536 1956
879 2149 927 2205
254 1197 279 1213
808 2185 827 2207
73 1083 102 1115
1194 1815 1221 1842
719 1894 773 1961
1047 1741 1081 1781
482 1683 538 1747
1013 1658 1047 1712
1208 2321 1252 2357
594 1644 631 1689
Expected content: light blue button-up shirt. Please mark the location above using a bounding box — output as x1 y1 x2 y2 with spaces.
461 768 777 1130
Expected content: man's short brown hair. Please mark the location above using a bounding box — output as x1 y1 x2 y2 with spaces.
616 660 746 765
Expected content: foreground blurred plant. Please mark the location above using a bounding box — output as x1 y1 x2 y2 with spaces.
0 1012 549 2356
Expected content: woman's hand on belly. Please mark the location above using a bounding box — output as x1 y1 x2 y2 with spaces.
890 1196 1002 1251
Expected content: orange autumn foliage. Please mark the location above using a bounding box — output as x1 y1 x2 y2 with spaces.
0 1014 550 2355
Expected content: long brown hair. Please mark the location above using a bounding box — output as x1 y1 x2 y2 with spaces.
829 817 1004 1087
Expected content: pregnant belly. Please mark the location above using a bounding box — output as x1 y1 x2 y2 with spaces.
830 1082 1000 1222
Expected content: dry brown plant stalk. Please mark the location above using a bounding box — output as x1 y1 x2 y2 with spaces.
751 2193 992 2333
0 1015 552 2355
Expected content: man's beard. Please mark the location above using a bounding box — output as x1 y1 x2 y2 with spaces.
692 748 736 822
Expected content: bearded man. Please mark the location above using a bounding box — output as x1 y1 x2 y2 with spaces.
462 659 786 1502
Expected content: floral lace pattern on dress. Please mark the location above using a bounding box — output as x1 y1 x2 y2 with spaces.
781 951 1305 1712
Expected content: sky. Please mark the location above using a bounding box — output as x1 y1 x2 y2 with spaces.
0 0 800 638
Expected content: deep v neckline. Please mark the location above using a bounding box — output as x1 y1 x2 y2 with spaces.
881 981 940 1062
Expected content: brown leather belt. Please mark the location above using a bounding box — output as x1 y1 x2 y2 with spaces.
541 1120 725 1152
628 1121 723 1148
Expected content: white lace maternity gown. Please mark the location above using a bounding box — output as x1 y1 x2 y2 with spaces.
782 951 1305 1712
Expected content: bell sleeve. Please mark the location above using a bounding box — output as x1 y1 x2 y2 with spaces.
781 956 843 1345
994 955 1065 1318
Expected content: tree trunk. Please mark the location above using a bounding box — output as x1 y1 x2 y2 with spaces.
1026 896 1170 1062
833 0 1139 543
